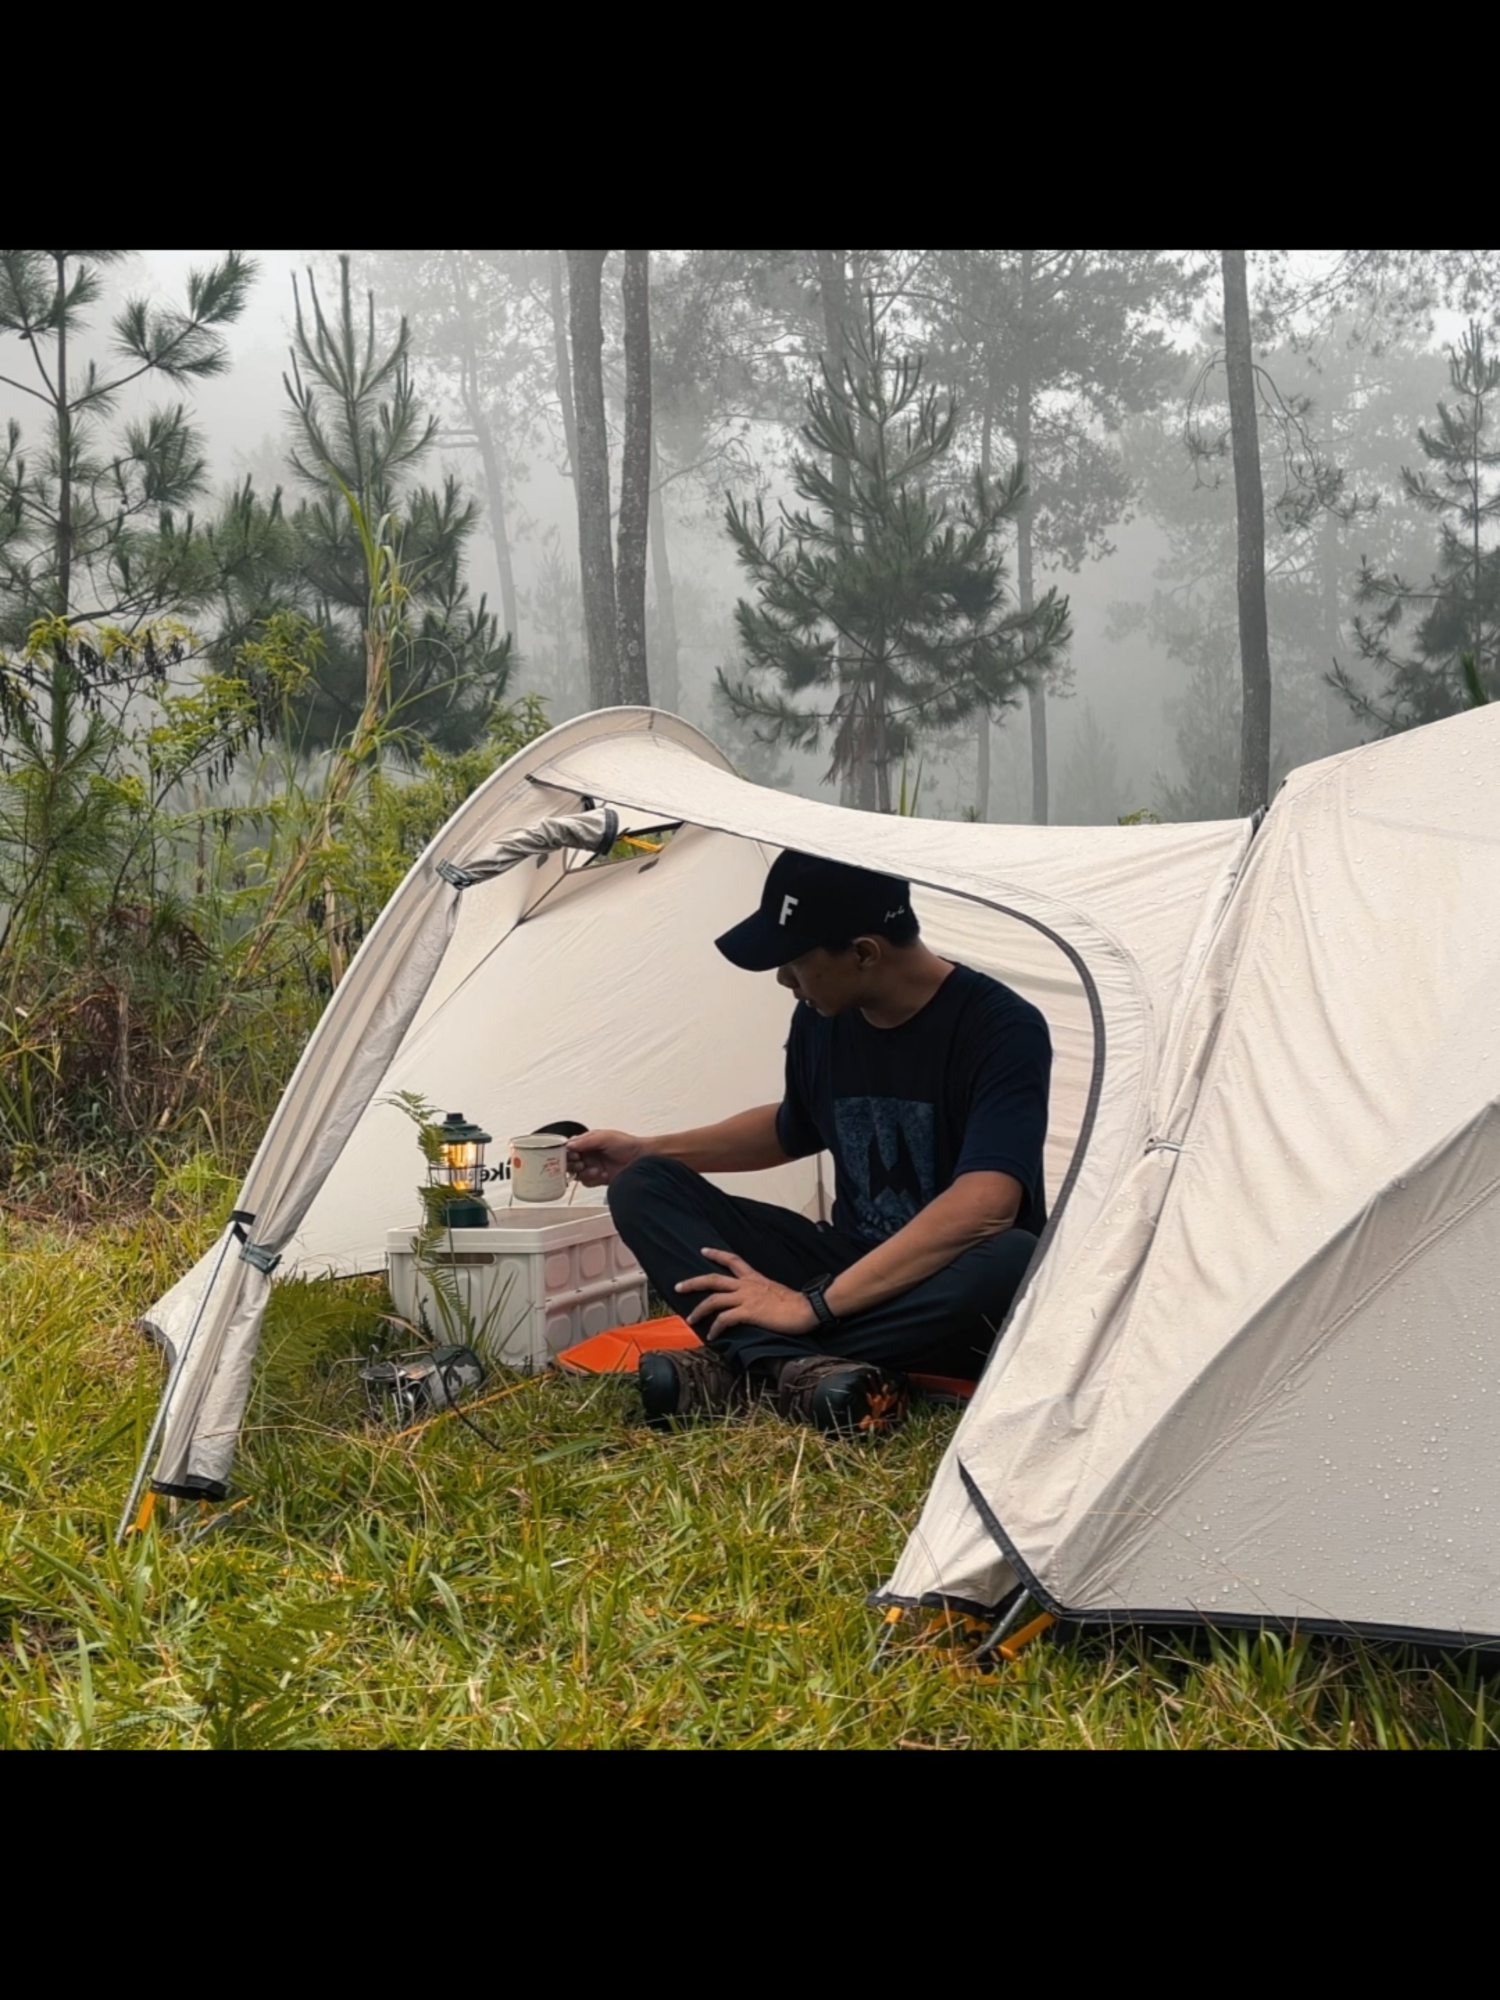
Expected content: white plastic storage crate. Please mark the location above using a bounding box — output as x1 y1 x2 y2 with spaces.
385 1205 648 1371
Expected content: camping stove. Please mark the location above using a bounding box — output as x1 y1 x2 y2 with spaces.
360 1345 485 1427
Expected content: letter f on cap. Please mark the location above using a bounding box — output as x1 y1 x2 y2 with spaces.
779 894 799 926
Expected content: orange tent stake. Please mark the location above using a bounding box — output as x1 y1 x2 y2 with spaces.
997 1612 1056 1661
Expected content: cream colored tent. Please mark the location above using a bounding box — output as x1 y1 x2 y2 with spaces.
132 704 1500 1648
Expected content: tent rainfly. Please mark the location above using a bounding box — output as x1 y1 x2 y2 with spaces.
132 704 1500 1649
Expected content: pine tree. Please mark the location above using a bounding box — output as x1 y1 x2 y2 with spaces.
0 252 256 1003
1332 321 1500 732
0 248 254 735
0 250 255 636
212 259 512 754
718 311 1068 812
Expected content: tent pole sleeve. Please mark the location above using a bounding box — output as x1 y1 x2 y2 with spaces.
114 1221 239 1546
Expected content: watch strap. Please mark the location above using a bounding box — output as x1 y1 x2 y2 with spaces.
802 1276 839 1328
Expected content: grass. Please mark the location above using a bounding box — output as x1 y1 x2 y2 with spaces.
2 1209 1496 1749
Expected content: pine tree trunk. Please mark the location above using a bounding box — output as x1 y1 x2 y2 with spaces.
616 249 652 707
1471 372 1484 673
649 431 680 712
53 253 72 618
855 745 878 811
48 253 74 788
549 250 580 480
975 694 991 818
1025 668 1048 822
474 417 519 648
1018 251 1048 826
1222 249 1271 815
975 375 996 820
850 254 890 808
872 645 892 813
817 250 867 809
566 250 620 707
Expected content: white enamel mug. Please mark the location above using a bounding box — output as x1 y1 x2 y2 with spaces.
510 1131 571 1202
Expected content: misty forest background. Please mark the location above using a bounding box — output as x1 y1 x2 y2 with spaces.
4 247 1498 1205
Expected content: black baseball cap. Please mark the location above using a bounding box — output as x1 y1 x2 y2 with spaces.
715 851 913 971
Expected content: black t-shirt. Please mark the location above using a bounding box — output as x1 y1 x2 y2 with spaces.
775 964 1051 1247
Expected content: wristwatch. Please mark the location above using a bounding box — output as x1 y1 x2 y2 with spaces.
801 1275 840 1329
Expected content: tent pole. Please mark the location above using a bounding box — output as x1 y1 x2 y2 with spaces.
974 1585 1033 1665
115 1224 238 1546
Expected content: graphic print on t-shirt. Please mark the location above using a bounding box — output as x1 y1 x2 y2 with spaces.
832 1097 937 1240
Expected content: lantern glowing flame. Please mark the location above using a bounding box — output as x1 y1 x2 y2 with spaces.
428 1111 492 1226
440 1135 484 1193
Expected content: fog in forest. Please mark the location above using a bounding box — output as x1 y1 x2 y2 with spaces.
3 250 1489 830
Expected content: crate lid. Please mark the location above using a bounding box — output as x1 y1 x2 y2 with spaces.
386 1206 620 1253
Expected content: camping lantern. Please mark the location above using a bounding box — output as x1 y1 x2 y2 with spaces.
427 1111 492 1228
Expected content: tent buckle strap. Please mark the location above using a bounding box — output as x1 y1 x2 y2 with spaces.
238 1240 282 1276
1144 1138 1182 1155
436 859 478 890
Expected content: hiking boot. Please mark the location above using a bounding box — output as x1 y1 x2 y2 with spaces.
774 1355 910 1438
637 1344 746 1428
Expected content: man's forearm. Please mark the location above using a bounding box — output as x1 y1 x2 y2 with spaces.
645 1104 791 1175
822 1173 1020 1322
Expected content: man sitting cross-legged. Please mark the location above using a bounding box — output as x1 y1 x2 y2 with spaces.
568 851 1050 1437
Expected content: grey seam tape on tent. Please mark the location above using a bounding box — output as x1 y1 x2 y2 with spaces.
516 785 1112 1259
930 897 1110 1350
957 1459 1068 1619
436 858 477 889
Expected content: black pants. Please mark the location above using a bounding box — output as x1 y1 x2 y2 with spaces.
607 1156 1039 1378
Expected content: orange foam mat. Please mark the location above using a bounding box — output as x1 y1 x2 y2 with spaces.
556 1316 975 1402
555 1317 703 1375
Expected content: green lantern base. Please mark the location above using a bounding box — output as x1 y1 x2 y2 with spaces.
436 1196 491 1229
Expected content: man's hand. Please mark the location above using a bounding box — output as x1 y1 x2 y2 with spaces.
676 1248 819 1341
567 1129 647 1187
